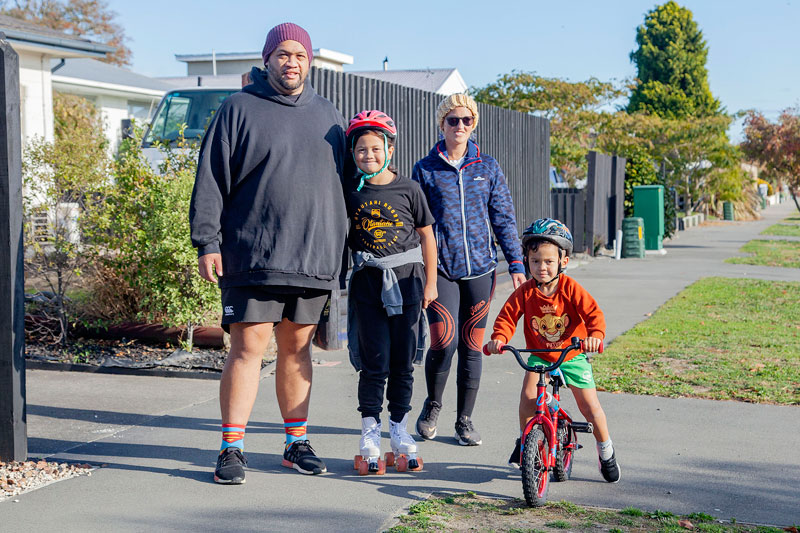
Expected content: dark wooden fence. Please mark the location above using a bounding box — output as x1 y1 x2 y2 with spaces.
550 151 625 255
309 67 551 230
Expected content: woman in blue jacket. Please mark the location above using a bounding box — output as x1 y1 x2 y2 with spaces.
412 93 526 445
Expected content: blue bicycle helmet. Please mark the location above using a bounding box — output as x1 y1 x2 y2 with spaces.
521 218 574 256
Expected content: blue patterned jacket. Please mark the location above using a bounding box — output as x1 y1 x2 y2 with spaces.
412 140 525 280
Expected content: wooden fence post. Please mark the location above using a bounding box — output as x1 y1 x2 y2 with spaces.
0 35 27 462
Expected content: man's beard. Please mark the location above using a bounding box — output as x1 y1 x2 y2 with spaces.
268 67 306 92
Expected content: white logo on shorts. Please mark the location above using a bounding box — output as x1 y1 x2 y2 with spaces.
224 306 234 316
581 371 591 382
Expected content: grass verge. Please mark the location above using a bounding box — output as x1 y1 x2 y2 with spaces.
761 224 800 237
725 240 800 268
385 493 791 532
594 277 800 404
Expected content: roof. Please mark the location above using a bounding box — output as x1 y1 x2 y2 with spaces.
52 58 172 92
158 74 244 89
349 68 461 93
175 48 353 65
0 14 113 58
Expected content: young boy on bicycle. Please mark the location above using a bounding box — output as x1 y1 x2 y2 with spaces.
484 218 620 483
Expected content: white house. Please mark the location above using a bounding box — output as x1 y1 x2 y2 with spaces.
0 14 113 144
349 67 468 95
52 58 171 151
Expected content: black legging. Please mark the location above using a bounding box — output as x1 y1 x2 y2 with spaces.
424 270 496 418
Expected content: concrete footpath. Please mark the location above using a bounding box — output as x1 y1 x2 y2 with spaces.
3 202 799 531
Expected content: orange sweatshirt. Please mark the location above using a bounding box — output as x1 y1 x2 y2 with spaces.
491 275 605 363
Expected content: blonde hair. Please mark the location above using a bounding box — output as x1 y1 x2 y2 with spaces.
436 93 479 131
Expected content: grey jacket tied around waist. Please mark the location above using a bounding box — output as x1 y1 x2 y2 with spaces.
351 246 424 316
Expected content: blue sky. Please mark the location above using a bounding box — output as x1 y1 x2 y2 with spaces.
109 0 799 139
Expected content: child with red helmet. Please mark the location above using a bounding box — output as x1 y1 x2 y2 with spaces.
484 218 620 483
345 110 437 473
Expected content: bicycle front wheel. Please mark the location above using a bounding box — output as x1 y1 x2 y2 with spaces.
521 426 549 507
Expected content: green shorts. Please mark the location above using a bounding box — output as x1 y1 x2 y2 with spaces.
525 353 596 389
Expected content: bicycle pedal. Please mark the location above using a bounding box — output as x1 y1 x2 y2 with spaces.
572 422 594 433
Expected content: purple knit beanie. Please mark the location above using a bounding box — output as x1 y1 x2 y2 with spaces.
262 22 313 65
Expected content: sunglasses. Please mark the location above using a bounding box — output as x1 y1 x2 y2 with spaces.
445 116 475 127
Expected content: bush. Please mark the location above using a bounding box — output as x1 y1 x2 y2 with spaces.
22 93 111 345
90 125 220 348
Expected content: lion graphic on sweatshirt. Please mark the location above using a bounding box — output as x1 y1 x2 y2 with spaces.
530 313 570 343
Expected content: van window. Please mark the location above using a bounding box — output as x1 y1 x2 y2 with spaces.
143 90 236 147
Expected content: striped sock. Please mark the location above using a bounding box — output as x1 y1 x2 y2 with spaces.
220 424 245 452
284 418 308 448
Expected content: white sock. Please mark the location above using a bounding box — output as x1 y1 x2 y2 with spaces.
597 439 614 460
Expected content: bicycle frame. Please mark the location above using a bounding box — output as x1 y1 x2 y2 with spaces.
502 337 584 468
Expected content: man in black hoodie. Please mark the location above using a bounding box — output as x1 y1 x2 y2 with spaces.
190 23 348 484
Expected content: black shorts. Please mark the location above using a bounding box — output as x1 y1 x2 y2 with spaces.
220 286 330 332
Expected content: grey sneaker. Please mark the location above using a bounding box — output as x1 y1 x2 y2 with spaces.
416 399 441 440
454 415 482 446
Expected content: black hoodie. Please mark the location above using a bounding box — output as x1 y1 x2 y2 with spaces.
190 67 348 290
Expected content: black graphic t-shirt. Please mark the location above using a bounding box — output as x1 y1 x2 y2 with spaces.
345 174 435 304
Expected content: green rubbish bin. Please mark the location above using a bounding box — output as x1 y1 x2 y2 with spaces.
723 201 734 221
761 196 767 210
633 185 664 250
621 217 645 258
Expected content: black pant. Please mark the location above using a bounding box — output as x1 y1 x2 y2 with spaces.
424 270 496 418
355 299 422 421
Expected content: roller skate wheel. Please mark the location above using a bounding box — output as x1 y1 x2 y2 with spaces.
396 455 408 472
384 451 395 467
409 456 423 471
377 459 386 475
358 460 370 476
354 455 362 470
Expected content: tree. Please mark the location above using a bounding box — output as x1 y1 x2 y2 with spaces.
627 1 720 119
0 0 131 66
472 71 624 181
596 111 742 215
22 92 111 345
741 109 800 212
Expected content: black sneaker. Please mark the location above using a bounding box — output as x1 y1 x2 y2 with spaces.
416 398 441 440
214 447 247 484
454 415 482 446
599 451 621 483
282 440 327 475
508 438 521 469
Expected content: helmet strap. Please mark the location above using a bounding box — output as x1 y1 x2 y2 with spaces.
353 133 392 191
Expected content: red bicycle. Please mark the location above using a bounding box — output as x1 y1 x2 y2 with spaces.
483 336 601 507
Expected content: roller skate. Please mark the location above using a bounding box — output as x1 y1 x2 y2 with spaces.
386 413 423 472
353 417 385 475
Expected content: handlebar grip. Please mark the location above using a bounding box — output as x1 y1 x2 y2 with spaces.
482 343 504 355
579 339 604 353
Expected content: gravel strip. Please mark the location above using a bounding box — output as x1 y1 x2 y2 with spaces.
0 460 94 502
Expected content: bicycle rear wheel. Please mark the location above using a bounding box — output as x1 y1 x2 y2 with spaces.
521 426 549 507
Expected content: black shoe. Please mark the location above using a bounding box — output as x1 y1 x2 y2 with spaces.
508 438 521 469
214 447 247 484
282 440 327 475
416 398 441 440
454 415 482 446
599 451 621 483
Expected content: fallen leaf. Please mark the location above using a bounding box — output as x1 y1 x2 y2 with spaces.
783 527 798 533
679 519 695 530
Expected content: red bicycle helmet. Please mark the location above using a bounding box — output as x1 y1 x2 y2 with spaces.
346 110 397 139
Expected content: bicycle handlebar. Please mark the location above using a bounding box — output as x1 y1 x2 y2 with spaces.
482 337 604 374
